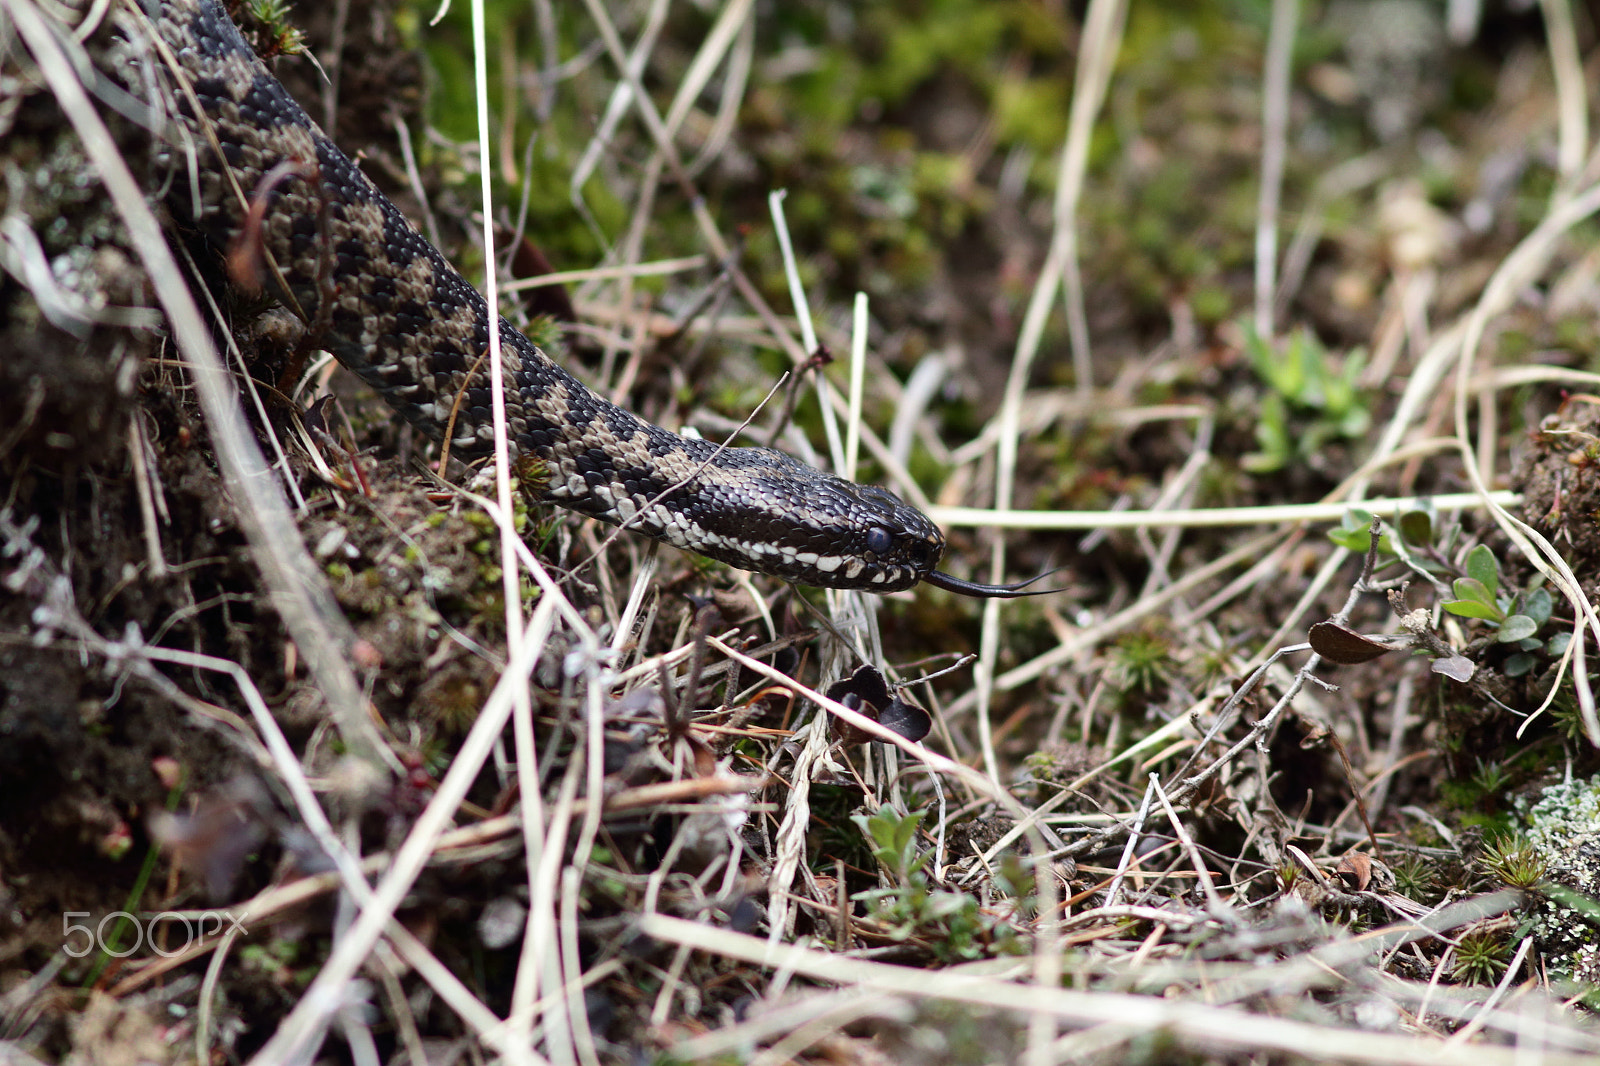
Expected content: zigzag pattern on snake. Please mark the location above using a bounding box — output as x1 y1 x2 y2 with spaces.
144 0 1043 597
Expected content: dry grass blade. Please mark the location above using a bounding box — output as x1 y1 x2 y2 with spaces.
639 912 1599 1065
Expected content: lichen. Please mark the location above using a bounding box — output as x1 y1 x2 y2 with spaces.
1515 775 1600 984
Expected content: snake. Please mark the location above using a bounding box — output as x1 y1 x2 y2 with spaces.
143 0 1047 597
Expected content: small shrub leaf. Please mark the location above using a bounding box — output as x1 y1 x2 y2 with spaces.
1329 526 1371 552
1308 621 1393 664
1398 508 1433 547
1523 587 1553 627
1432 655 1476 682
1498 615 1539 643
1465 544 1498 591
1442 598 1501 621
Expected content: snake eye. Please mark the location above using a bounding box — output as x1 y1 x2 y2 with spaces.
865 526 893 556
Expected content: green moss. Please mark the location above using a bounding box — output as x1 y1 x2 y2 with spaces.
1108 623 1175 696
1189 282 1234 327
856 3 1013 106
416 0 629 275
993 76 1071 153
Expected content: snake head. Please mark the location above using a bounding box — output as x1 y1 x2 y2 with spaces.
681 464 943 592
774 480 1061 599
678 450 1063 597
815 481 947 592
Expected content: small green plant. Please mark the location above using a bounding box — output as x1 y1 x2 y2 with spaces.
243 0 307 57
850 806 1023 963
855 806 933 886
1390 854 1436 901
1470 757 1512 797
1330 517 1578 681
1108 625 1174 694
1451 931 1511 985
1326 502 1459 586
1548 691 1589 741
1479 831 1547 889
1442 546 1568 676
1243 325 1371 473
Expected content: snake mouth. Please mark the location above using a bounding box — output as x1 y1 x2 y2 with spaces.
919 568 1065 599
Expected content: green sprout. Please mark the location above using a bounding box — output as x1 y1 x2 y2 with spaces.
1243 325 1371 474
1451 931 1511 985
850 807 1024 963
1390 854 1436 902
243 0 307 58
1441 545 1567 675
1479 832 1547 890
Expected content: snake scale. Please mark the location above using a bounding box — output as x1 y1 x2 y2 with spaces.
145 0 1045 597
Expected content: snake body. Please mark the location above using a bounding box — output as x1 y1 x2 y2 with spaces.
145 0 1036 596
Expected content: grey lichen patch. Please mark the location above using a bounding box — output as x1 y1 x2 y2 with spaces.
1517 776 1600 985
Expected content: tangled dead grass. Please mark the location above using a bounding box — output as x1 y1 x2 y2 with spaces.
5 0 1600 1064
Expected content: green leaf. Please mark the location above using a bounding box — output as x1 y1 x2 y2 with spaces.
1336 405 1372 438
1465 545 1499 593
1244 393 1291 473
1497 615 1539 643
1522 587 1553 627
1329 527 1371 551
1451 575 1498 605
1330 508 1378 551
1398 508 1433 548
894 809 923 852
1548 631 1573 657
1443 598 1502 621
1503 653 1536 678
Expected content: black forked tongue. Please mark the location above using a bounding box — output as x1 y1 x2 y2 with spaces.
920 567 1065 598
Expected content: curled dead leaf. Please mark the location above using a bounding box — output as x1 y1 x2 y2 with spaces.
825 665 932 745
1309 620 1404 665
1335 852 1373 891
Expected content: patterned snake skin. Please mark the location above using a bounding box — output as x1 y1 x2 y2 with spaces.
145 0 1042 596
